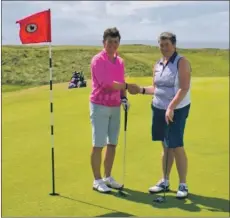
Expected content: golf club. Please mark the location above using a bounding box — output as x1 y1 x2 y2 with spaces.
153 142 169 203
117 107 128 197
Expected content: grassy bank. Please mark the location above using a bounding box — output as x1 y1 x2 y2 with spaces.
2 45 229 89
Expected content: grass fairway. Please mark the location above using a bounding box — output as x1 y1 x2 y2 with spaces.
2 77 229 217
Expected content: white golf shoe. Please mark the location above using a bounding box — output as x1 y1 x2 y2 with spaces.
149 179 170 193
103 176 123 190
176 184 188 199
93 179 112 193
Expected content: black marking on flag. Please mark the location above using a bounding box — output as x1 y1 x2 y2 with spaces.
25 23 38 33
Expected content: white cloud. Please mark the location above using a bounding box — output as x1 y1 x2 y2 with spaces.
106 1 198 16
2 1 229 48
171 11 229 42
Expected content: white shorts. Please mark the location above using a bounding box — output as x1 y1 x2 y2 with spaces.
89 102 121 147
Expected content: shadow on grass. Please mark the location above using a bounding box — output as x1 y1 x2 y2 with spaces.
96 212 134 217
59 195 135 217
59 195 118 212
112 188 229 213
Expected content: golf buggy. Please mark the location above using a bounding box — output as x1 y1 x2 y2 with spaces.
68 71 87 89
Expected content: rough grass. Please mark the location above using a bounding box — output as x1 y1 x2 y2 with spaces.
2 45 229 88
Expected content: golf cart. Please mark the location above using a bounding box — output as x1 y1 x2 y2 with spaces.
68 71 87 89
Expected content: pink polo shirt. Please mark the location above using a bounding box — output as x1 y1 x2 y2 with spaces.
90 49 125 107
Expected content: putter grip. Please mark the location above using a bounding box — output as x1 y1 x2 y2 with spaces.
124 110 128 131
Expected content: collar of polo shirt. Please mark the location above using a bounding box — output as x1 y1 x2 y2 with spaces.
102 48 118 60
159 51 178 65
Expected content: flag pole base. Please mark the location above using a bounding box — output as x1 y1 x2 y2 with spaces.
49 192 60 196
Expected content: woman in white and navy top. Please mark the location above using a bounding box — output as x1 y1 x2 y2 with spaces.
129 32 191 199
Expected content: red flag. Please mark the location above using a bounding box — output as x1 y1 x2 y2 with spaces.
16 9 51 44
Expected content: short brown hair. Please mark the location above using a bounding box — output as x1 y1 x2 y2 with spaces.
158 32 177 45
103 27 121 41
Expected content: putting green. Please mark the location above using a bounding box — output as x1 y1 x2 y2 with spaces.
2 77 229 216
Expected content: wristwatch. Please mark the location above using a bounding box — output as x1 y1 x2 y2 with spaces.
142 87 146 94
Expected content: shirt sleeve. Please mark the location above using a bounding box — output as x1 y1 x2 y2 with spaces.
91 58 113 90
119 60 126 98
152 63 156 86
121 60 125 83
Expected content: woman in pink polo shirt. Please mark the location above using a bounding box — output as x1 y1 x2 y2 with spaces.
90 27 130 193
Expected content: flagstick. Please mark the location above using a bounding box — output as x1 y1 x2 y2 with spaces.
48 42 59 196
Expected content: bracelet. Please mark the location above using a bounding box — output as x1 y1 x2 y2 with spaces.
142 87 146 94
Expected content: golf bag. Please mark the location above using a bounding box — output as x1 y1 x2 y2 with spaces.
68 71 87 89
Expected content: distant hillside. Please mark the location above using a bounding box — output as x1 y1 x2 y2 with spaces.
2 45 229 86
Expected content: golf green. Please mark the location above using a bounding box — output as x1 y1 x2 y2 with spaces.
2 77 229 217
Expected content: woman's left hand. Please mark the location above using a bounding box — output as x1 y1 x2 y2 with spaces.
165 108 174 125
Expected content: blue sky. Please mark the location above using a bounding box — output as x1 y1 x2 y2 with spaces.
2 1 229 48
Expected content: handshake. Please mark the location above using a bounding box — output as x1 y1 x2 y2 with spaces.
126 83 142 95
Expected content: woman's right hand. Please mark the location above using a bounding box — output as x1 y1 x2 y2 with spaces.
127 84 140 95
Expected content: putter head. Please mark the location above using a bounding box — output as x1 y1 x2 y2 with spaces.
118 190 127 197
116 185 127 197
153 196 165 203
